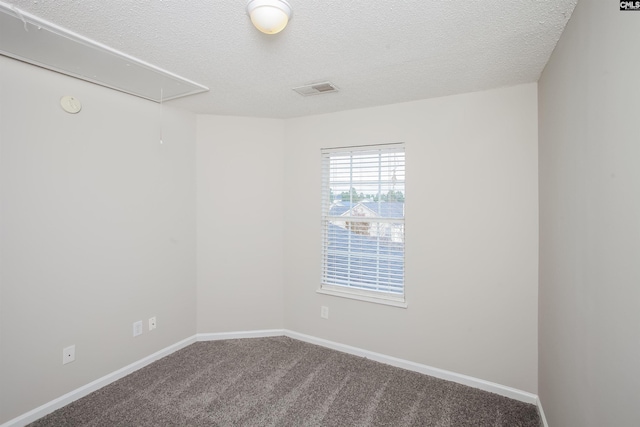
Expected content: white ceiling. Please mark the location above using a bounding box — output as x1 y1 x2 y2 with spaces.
2 0 578 119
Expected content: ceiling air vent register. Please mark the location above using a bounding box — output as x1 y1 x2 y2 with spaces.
293 82 340 97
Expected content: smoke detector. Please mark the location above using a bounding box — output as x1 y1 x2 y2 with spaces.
293 81 340 97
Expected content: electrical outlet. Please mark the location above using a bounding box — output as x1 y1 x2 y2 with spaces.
63 345 75 365
321 306 329 319
133 321 143 337
149 317 156 331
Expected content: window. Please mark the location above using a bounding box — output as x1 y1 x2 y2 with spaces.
320 144 406 307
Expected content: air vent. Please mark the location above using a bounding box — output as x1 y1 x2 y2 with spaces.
293 81 340 97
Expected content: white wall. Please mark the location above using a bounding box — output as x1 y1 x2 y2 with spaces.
538 1 640 425
283 84 539 393
0 56 540 422
0 56 197 423
196 115 284 333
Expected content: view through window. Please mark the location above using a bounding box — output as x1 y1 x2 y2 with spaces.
321 144 405 304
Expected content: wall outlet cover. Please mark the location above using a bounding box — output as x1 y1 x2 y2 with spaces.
321 306 329 319
133 321 143 337
63 345 75 364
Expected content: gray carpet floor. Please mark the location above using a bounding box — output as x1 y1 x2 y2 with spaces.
30 337 540 426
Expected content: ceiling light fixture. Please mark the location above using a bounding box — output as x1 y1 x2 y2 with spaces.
247 0 292 35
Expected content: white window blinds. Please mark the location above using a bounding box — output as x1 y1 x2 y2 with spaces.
321 144 405 303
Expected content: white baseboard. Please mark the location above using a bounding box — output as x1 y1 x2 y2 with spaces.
283 330 538 405
4 329 541 426
537 396 549 427
196 329 284 341
1 335 197 427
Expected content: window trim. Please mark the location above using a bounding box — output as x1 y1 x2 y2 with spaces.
316 286 408 308
319 143 406 307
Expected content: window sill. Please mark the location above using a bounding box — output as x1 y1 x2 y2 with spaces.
316 287 408 308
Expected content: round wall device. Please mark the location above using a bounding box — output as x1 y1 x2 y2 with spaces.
60 96 82 114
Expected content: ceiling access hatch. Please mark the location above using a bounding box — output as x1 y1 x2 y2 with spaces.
0 1 209 103
293 82 340 97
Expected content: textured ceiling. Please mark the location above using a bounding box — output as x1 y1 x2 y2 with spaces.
3 0 577 118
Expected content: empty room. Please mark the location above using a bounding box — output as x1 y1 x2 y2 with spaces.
1 0 638 426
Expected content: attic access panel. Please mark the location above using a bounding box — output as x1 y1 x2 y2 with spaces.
0 2 208 102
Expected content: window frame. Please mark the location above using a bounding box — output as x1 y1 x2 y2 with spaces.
318 143 407 308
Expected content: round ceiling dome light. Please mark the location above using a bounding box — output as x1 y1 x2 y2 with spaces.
247 0 292 35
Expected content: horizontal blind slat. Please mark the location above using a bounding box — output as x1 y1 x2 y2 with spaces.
321 144 405 299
